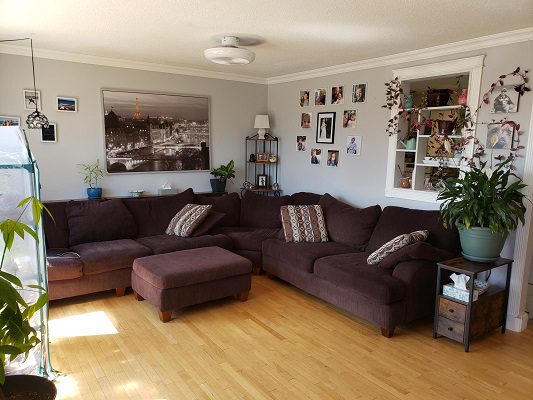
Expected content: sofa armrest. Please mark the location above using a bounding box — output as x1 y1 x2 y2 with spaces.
392 260 438 323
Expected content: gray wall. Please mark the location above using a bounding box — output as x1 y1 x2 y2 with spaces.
0 53 267 200
268 41 533 212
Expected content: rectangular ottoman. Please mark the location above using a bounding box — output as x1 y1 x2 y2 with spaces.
131 246 253 322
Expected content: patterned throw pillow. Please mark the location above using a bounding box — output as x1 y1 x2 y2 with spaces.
166 204 212 237
280 205 329 243
367 230 429 265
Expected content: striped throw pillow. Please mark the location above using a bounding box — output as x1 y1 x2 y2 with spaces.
367 230 429 265
280 205 329 243
166 204 212 237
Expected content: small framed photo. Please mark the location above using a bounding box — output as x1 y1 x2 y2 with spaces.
331 86 344 104
301 112 312 128
315 88 326 106
23 90 41 111
316 112 336 144
326 150 339 167
257 174 268 187
310 148 322 165
57 96 78 112
486 123 514 150
490 86 519 113
296 135 307 151
41 122 57 143
346 135 362 155
0 115 21 126
343 110 357 128
256 152 269 162
352 83 367 103
299 90 310 107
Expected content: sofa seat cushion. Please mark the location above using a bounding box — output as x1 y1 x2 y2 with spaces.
262 239 356 273
133 247 252 289
314 253 406 304
240 191 292 228
136 234 233 255
71 239 152 276
218 227 281 251
122 188 196 237
318 194 381 251
66 199 137 246
46 251 84 281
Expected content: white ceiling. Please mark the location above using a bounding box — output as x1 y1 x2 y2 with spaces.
1 0 532 80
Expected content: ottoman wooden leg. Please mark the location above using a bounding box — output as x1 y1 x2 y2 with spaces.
115 287 126 297
133 291 144 301
159 310 172 323
237 291 249 302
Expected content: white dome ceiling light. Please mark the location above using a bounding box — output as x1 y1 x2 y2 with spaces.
204 35 257 65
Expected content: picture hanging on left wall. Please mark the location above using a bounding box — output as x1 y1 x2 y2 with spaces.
102 89 210 173
0 116 20 126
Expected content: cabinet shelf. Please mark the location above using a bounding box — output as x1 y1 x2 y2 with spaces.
243 133 279 196
418 134 462 139
246 161 277 164
396 149 416 152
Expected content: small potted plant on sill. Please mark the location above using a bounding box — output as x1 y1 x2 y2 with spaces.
210 160 236 193
0 197 56 400
438 155 527 262
78 159 104 200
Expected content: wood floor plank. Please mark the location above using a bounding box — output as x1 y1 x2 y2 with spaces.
49 275 533 399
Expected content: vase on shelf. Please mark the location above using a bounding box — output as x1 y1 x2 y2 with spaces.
403 94 414 109
458 89 468 106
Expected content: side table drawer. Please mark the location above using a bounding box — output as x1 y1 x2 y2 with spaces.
438 297 466 323
437 316 464 343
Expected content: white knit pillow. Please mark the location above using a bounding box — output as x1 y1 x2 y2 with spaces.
367 230 429 265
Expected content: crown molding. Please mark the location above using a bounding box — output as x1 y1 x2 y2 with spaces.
0 44 268 85
1 28 531 86
267 27 533 84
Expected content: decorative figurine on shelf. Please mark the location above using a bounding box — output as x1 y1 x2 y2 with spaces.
269 154 277 163
272 182 280 191
249 153 256 162
243 181 254 190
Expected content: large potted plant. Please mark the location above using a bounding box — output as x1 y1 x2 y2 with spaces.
210 160 236 193
0 197 56 399
438 156 527 262
78 159 104 200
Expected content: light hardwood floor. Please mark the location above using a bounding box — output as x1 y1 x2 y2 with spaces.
49 275 533 400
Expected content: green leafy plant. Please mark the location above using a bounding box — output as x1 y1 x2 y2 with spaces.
78 159 104 188
0 197 51 385
438 156 527 233
210 160 236 182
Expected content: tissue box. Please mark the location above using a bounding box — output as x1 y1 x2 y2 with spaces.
443 283 478 302
158 188 178 196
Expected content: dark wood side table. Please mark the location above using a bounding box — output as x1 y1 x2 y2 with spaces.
432 257 513 352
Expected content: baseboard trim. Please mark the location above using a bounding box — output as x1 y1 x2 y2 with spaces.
506 313 529 332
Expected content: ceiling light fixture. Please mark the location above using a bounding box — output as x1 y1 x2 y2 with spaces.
204 36 255 65
0 37 49 129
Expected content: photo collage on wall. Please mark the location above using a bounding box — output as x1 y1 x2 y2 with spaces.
298 83 365 167
485 86 520 151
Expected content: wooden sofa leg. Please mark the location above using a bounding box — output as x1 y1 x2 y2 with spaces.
266 273 274 279
133 291 144 301
115 287 126 297
236 291 249 302
381 327 395 338
159 310 172 323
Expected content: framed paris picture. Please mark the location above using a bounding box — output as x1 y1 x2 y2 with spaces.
101 89 210 173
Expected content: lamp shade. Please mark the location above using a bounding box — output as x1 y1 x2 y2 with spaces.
254 115 270 129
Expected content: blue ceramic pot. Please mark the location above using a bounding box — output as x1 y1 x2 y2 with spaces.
87 187 102 200
458 226 507 262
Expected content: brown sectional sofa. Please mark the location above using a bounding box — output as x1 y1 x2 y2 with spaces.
43 189 459 337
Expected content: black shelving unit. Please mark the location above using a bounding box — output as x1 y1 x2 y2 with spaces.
242 133 280 196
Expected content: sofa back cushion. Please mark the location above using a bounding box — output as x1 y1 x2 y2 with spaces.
43 201 70 249
367 206 461 254
318 193 381 251
291 192 323 205
123 188 196 237
198 192 241 227
240 191 292 228
66 199 137 246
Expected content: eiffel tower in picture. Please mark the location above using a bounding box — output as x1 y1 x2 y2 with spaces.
132 97 142 120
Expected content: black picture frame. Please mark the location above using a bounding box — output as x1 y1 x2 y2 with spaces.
257 174 268 187
316 112 336 144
